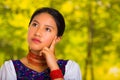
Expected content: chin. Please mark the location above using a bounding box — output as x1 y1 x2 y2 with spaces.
29 45 42 51
31 48 41 51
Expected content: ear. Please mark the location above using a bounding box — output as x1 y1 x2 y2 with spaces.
55 36 61 43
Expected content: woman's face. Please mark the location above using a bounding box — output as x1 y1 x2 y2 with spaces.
28 13 59 51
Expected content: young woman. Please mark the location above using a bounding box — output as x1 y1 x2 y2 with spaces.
0 7 82 80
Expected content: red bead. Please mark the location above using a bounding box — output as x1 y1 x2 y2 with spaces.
50 69 63 80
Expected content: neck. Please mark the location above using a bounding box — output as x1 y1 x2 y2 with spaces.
27 50 46 66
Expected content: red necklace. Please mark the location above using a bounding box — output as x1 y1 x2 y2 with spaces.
27 51 46 66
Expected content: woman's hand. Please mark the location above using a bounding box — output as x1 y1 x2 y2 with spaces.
39 36 64 80
39 36 59 71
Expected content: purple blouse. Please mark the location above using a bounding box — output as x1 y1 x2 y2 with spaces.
12 60 68 80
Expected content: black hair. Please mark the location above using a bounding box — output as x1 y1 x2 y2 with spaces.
29 7 65 37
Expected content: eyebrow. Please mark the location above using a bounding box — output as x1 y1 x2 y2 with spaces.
32 20 39 24
32 19 55 29
45 24 55 29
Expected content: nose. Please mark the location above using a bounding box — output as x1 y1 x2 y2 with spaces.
34 27 42 37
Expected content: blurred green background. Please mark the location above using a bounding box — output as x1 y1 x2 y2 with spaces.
0 0 120 80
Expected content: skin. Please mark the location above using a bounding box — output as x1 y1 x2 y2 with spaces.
20 13 63 80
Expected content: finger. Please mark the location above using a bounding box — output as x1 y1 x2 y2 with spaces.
49 36 57 51
39 51 43 56
40 47 50 56
39 47 48 54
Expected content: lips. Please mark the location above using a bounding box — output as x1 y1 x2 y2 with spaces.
32 38 41 43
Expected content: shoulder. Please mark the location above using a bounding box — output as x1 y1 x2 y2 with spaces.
2 60 13 65
1 60 14 70
67 60 79 66
64 60 82 80
0 60 17 80
66 60 80 72
58 59 79 69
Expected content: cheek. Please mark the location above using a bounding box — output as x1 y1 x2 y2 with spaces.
44 35 54 45
27 29 34 42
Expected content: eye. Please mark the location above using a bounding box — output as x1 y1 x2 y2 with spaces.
45 27 51 32
31 23 38 27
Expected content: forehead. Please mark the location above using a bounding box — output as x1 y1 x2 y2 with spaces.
34 12 54 20
34 13 55 22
